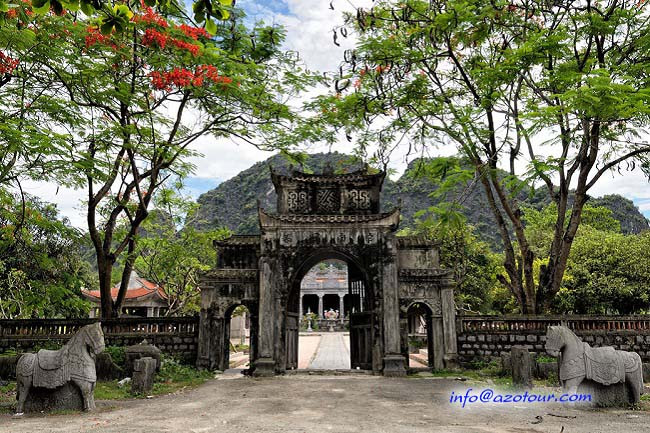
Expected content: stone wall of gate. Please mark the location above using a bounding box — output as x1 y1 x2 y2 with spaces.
457 315 650 363
0 317 199 364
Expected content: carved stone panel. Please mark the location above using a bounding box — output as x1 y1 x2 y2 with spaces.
278 228 380 247
346 189 371 211
286 190 309 213
316 188 340 213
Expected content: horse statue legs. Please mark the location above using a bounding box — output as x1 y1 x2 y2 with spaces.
72 378 97 411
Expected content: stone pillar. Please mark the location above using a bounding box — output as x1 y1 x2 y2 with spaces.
441 286 458 368
299 295 303 318
253 256 276 376
382 237 406 377
339 295 344 323
318 294 323 318
511 346 533 389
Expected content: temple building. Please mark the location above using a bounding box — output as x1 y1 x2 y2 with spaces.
300 262 349 318
83 272 168 318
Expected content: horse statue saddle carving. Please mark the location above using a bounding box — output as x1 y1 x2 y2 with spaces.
583 343 625 386
32 348 71 389
37 350 64 370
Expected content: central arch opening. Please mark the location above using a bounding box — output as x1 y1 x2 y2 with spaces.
285 251 373 371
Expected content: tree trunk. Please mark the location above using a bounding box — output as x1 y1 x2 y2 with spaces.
97 255 115 319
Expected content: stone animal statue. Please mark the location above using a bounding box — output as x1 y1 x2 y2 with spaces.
15 322 105 415
545 325 643 404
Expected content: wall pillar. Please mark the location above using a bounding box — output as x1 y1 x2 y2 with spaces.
441 286 458 368
318 294 323 318
253 256 276 376
382 239 406 377
339 295 344 323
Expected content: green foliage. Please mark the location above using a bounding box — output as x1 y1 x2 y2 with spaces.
0 190 92 318
400 215 503 314
556 229 650 314
522 203 650 314
104 345 126 367
316 0 650 313
135 188 231 315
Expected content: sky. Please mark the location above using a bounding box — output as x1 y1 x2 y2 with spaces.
20 0 650 227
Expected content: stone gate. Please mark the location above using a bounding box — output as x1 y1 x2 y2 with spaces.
197 165 457 376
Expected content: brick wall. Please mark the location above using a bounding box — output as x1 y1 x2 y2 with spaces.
0 317 199 364
457 315 650 363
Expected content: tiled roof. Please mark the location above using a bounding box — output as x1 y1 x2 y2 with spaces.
83 272 167 301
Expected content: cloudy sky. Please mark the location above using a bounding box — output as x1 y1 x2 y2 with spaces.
22 0 650 227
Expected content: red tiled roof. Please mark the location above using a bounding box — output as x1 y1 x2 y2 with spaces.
83 272 167 301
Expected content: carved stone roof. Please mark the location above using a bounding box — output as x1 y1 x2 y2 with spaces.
396 236 440 249
201 269 258 283
214 235 261 248
398 268 454 283
270 166 385 186
258 208 400 227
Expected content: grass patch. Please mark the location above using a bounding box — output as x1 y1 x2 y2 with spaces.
96 356 213 400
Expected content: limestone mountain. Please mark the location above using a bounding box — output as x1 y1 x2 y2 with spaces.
190 153 649 249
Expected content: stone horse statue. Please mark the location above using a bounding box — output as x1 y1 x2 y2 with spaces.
545 325 643 404
15 322 105 415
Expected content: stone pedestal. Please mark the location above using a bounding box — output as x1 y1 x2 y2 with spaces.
131 357 157 394
125 341 161 376
383 354 407 377
577 380 629 407
23 383 84 413
252 357 276 377
511 346 532 389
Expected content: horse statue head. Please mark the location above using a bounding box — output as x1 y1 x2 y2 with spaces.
545 325 580 357
68 322 105 359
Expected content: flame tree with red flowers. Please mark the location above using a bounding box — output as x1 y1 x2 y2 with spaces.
3 3 319 318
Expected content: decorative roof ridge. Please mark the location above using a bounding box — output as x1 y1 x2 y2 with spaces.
258 207 400 225
269 166 385 186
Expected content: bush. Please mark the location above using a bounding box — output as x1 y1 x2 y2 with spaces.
104 346 126 368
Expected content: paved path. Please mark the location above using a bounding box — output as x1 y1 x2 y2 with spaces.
308 332 350 369
298 334 321 368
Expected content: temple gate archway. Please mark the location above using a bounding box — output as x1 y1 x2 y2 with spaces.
197 165 458 376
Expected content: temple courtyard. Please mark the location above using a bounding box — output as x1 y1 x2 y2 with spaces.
2 373 649 433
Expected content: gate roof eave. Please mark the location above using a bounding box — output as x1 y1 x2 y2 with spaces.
257 207 401 231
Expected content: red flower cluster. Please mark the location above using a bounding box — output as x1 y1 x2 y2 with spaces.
133 6 168 28
142 28 167 49
170 38 200 56
149 65 233 90
176 24 209 40
6 8 17 19
0 51 19 74
85 26 114 49
141 28 201 56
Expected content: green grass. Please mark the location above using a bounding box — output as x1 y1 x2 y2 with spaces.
0 355 215 415
96 356 214 400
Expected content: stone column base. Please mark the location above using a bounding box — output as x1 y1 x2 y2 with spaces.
383 354 407 377
443 353 458 369
252 357 276 377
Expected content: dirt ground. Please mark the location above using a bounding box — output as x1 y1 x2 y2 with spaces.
1 374 649 433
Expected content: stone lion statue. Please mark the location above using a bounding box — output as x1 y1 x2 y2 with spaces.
15 322 105 415
545 325 643 404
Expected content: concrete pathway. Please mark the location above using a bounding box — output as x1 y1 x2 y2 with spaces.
298 334 321 368
308 332 350 369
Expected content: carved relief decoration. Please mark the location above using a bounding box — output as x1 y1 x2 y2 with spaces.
347 189 371 210
316 189 340 213
286 190 309 213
